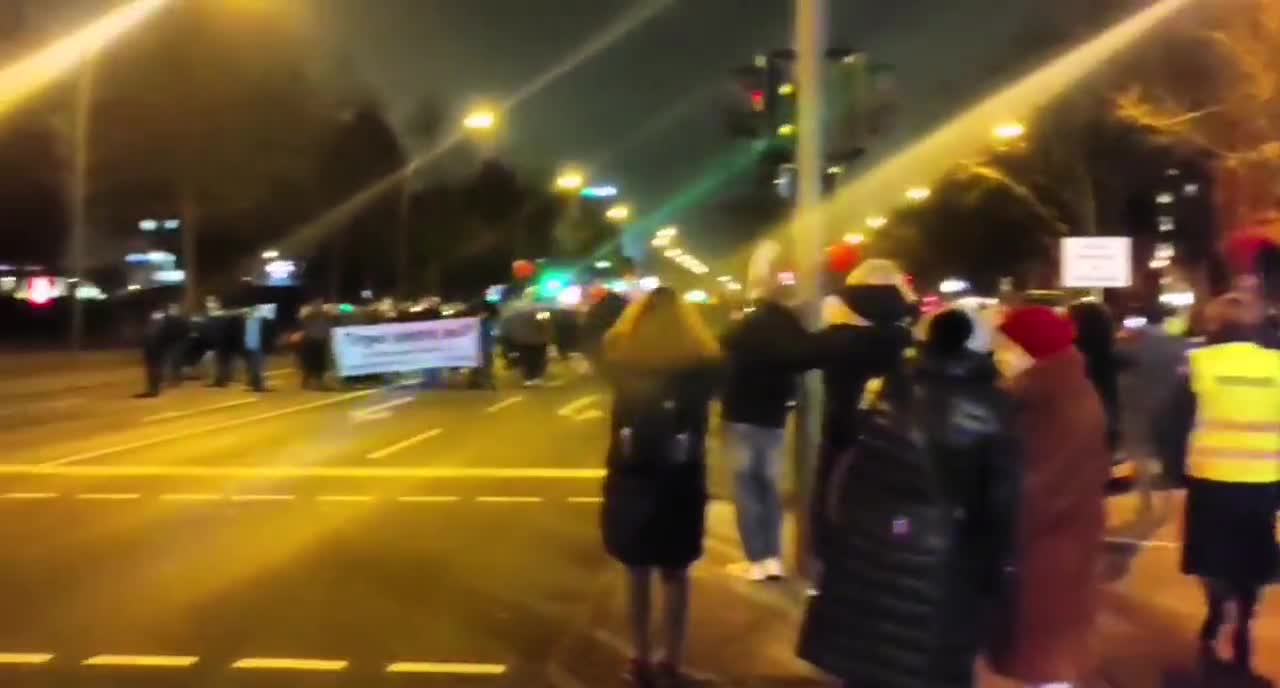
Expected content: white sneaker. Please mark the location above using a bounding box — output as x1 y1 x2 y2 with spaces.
725 561 768 582
762 558 786 580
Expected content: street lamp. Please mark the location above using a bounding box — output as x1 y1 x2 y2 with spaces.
462 108 497 131
993 121 1026 141
656 226 678 239
261 249 280 260
865 215 888 229
554 169 586 191
905 186 931 202
605 204 631 222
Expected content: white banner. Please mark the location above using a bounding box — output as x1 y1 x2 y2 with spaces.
331 318 481 377
1060 236 1133 288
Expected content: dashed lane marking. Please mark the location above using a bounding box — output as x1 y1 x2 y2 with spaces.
232 657 348 671
0 653 52 664
396 495 462 503
1105 536 1180 549
0 465 604 479
0 492 58 500
484 395 525 413
475 496 544 503
229 494 295 502
74 493 140 501
386 661 507 675
349 396 415 423
159 493 224 502
42 389 378 467
556 395 600 418
142 397 260 423
316 495 375 503
366 428 443 460
566 496 603 504
82 654 198 668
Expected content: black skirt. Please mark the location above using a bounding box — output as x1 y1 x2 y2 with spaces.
1181 479 1279 586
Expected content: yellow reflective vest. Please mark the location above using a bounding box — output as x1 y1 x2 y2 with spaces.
1186 342 1280 484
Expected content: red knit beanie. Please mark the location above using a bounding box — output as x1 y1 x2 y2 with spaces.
999 306 1076 360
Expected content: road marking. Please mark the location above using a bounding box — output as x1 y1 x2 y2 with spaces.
232 657 347 671
557 395 600 418
230 494 295 502
366 428 444 460
484 396 525 413
386 661 507 675
0 492 58 500
0 465 605 479
142 397 259 422
476 496 544 503
316 495 375 503
566 496 603 503
75 493 140 501
159 493 224 502
571 409 606 421
83 654 198 667
397 496 461 503
42 389 377 467
1105 536 1179 549
545 378 566 388
349 396 414 423
0 653 53 664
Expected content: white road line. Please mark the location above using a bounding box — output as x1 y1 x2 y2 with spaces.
386 661 506 675
476 496 544 503
396 496 461 503
366 428 443 460
484 396 525 413
544 378 566 388
0 653 53 664
0 492 58 500
43 389 377 467
566 496 603 504
82 654 198 667
572 409 606 422
232 657 348 671
1105 536 1180 549
315 495 375 503
230 494 295 502
159 493 224 502
556 395 600 418
75 493 140 501
349 396 414 423
0 465 605 479
142 397 260 422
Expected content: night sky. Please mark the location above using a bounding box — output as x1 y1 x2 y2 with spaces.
27 1 1138 233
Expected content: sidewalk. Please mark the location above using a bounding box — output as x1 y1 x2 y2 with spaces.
546 493 1278 687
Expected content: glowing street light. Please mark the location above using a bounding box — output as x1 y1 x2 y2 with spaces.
656 226 678 239
865 215 888 229
905 186 932 202
605 204 631 222
843 233 865 245
261 249 280 260
462 108 497 131
554 169 585 192
992 121 1027 141
664 248 684 259
777 123 797 137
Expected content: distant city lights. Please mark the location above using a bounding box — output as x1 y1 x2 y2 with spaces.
581 185 618 199
905 186 931 202
865 215 888 229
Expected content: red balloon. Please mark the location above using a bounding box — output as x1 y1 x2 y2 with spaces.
826 243 861 274
512 259 537 281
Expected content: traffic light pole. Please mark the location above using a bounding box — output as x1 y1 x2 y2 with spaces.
791 0 826 580
69 54 96 354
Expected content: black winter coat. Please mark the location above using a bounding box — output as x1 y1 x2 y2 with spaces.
798 351 1021 688
601 364 717 569
720 300 815 429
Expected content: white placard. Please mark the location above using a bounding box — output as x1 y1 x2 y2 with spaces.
1060 237 1133 288
331 318 481 377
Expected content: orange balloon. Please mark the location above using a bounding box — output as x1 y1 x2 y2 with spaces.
826 243 861 274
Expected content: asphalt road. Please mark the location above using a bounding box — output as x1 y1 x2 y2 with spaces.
0 354 1275 688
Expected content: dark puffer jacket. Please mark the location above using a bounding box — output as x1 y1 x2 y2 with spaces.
798 351 1021 688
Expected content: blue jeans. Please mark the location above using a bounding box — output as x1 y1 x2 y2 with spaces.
726 422 786 563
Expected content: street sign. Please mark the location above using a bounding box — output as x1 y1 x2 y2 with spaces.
1060 236 1133 288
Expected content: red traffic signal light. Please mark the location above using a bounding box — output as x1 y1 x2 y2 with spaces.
750 89 765 112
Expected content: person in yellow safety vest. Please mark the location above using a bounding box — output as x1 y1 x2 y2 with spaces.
1157 289 1280 682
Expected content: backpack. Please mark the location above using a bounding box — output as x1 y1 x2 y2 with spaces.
615 380 693 469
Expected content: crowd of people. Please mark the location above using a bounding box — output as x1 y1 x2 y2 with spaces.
594 257 1278 688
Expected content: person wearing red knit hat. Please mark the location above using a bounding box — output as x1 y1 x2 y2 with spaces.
987 306 1110 688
